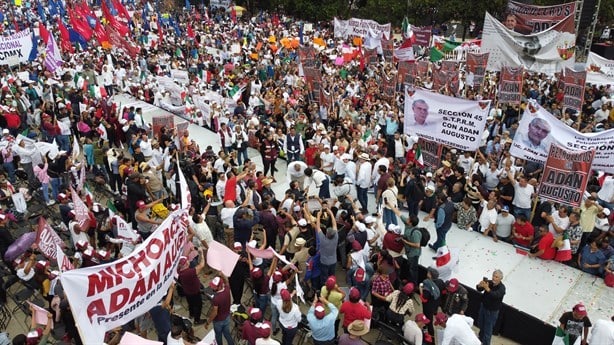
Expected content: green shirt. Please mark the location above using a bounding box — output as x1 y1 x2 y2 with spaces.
402 216 421 258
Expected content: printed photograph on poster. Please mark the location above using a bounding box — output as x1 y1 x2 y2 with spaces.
514 115 552 157
404 89 491 151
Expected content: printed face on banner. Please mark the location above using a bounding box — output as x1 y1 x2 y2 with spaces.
510 102 614 173
507 0 576 34
404 89 491 151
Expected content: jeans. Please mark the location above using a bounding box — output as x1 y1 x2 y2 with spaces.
406 255 419 285
271 302 280 332
319 262 337 287
50 177 62 201
286 151 300 163
356 186 368 212
2 162 15 183
478 306 499 345
41 182 50 203
433 226 450 249
407 200 420 218
57 135 70 151
318 178 331 199
237 148 248 166
382 208 398 228
513 207 531 220
213 316 235 345
255 294 269 315
281 324 299 345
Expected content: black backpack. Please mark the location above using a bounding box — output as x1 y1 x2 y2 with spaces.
412 227 430 247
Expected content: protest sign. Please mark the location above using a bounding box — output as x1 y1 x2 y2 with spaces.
60 210 189 344
466 52 489 89
56 244 74 272
381 38 393 62
418 138 442 168
70 187 91 232
35 217 65 261
538 144 594 207
152 114 174 138
482 12 576 74
413 26 432 46
206 241 239 277
499 66 524 104
510 101 614 173
586 52 614 86
210 0 231 9
333 17 391 40
404 89 491 151
170 69 189 85
507 0 576 34
562 68 586 114
28 302 52 328
0 29 35 66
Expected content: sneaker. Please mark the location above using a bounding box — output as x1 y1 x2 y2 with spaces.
46 200 56 206
194 320 206 326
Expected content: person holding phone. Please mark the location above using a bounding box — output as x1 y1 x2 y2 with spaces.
476 269 506 345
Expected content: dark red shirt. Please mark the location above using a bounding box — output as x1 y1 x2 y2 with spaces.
383 232 404 254
212 286 231 321
178 268 201 296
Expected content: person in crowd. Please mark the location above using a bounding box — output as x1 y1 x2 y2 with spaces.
205 273 235 345
442 278 469 316
559 303 592 345
339 287 372 332
307 295 339 345
177 248 206 325
476 269 506 345
433 312 481 345
528 224 557 260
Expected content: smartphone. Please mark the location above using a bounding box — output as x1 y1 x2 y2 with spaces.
483 277 489 282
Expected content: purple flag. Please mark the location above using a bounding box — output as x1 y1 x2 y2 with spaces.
44 34 63 73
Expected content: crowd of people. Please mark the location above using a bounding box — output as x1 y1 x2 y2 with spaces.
0 1 613 345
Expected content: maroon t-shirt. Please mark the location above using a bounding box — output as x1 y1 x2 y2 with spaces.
383 232 404 253
212 286 231 321
252 274 270 295
178 268 201 296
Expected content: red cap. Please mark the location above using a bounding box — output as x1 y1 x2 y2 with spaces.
314 303 326 319
325 276 336 290
349 287 361 300
415 313 431 324
209 276 222 289
447 278 459 293
354 267 365 283
248 307 262 321
280 289 291 301
255 321 272 337
434 312 448 326
273 270 283 283
402 282 415 295
251 267 263 279
351 240 362 251
136 200 147 209
573 303 587 316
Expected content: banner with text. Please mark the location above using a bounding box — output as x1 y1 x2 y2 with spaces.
0 29 35 66
404 89 491 151
586 52 614 86
36 217 65 261
60 210 189 344
482 12 576 74
538 144 594 207
413 26 432 46
466 52 489 89
418 138 443 168
507 0 576 34
499 66 524 104
333 18 391 40
509 101 614 173
562 68 586 114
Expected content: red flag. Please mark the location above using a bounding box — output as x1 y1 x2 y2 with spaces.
13 17 20 32
187 24 195 39
157 17 164 43
58 21 75 54
102 0 130 36
69 12 93 41
93 21 111 49
36 217 66 261
39 23 50 44
112 0 132 22
231 6 237 24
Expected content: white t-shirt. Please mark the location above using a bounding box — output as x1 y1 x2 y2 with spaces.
16 266 35 281
402 320 423 345
193 222 213 245
496 213 515 238
256 338 281 345
220 207 238 229
479 201 498 232
166 334 185 345
548 212 570 237
513 183 534 209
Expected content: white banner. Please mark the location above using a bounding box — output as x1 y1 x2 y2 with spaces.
210 0 231 9
403 89 491 151
482 12 576 74
334 18 391 40
60 210 189 344
170 69 189 85
586 52 614 86
509 101 614 173
394 46 415 62
0 29 34 66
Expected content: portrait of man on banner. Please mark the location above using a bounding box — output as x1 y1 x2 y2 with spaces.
408 99 438 134
517 116 552 155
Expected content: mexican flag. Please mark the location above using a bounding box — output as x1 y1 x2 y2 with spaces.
415 144 424 167
551 327 570 345
554 233 572 262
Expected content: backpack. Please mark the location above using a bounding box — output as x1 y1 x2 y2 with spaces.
412 227 430 247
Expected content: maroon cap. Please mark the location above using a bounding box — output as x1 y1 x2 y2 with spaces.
251 267 263 279
447 278 460 293
280 289 291 301
351 240 362 251
415 313 431 324
349 287 361 300
136 200 147 209
314 303 326 319
325 276 336 290
573 303 587 317
273 270 283 283
402 282 415 295
248 307 262 321
434 312 448 326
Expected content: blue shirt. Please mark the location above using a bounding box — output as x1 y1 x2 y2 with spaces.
307 302 338 341
385 118 399 135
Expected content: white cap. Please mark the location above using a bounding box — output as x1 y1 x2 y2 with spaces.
2 129 9 134
298 218 308 227
603 208 611 216
364 216 376 224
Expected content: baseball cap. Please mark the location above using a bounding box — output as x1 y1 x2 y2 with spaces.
76 240 89 250
251 267 263 279
255 321 272 337
325 276 336 290
233 242 243 250
415 313 431 324
501 205 510 212
68 210 76 218
280 289 291 301
57 193 67 201
136 200 147 209
351 240 362 252
447 278 460 293
402 282 415 295
434 312 448 326
573 303 587 317
364 216 376 224
209 276 222 289
426 172 433 178
273 270 283 283
314 303 326 319
295 238 306 247
349 287 361 299
248 307 262 321
602 208 611 216
297 218 308 227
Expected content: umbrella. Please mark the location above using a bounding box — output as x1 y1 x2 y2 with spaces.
4 232 37 262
